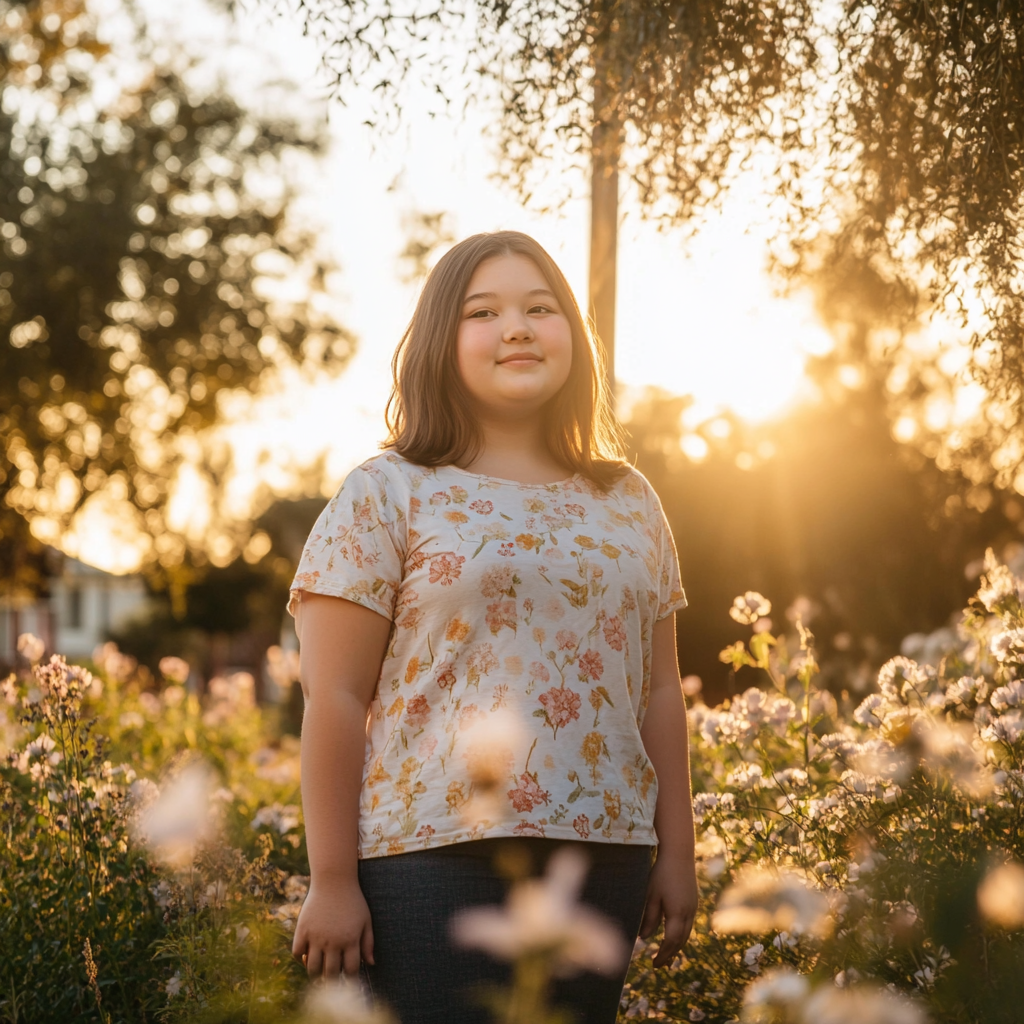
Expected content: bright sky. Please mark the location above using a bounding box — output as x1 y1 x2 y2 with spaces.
61 0 840 572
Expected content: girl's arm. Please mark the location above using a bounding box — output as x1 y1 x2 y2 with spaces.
639 612 699 967
291 592 392 978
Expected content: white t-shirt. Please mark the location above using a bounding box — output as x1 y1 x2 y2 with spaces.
289 452 687 858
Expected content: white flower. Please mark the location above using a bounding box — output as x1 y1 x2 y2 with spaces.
945 676 986 706
159 657 190 685
451 846 628 976
743 942 765 971
799 983 929 1024
25 733 57 759
978 549 1023 611
981 710 1024 746
17 633 45 664
712 866 831 938
916 717 992 798
991 680 1024 712
742 967 810 1020
991 629 1024 664
251 803 301 834
876 657 928 699
977 861 1024 930
730 591 772 625
303 976 393 1023
136 762 214 867
692 792 720 823
165 972 182 998
266 645 301 690
854 694 886 726
726 763 764 791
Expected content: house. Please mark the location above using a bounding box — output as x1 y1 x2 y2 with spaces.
0 554 150 668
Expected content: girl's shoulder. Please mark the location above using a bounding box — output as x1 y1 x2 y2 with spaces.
602 463 663 509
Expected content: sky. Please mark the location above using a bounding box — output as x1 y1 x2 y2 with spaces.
62 0 840 572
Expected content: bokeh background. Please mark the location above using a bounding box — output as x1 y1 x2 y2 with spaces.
3 0 1023 708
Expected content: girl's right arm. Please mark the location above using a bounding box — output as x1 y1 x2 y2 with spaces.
290 592 393 979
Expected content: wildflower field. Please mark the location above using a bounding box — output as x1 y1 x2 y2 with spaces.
3 547 1024 1024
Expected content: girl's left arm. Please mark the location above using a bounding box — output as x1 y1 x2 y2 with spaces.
639 612 699 967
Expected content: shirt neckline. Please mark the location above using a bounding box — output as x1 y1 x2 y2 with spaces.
441 463 581 489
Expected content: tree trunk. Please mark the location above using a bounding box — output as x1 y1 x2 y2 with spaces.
589 72 621 393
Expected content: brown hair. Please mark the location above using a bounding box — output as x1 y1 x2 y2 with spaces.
384 230 628 488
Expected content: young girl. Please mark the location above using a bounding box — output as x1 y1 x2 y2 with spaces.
288 231 698 1023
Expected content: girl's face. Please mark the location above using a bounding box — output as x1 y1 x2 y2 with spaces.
456 254 573 419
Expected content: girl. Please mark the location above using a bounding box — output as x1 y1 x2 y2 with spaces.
288 231 697 1023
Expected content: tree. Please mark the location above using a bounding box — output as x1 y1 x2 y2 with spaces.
0 0 352 596
267 0 817 375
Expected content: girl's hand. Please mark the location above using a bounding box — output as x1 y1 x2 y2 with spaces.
639 850 698 968
292 875 375 978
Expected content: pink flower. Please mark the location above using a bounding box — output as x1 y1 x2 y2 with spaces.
602 617 626 652
481 565 515 598
485 598 518 635
539 687 582 730
429 553 465 586
556 629 579 651
429 490 451 505
405 695 431 730
565 503 586 519
507 772 551 813
529 661 550 684
470 500 494 515
578 650 604 682
417 824 436 838
573 814 591 839
418 735 438 759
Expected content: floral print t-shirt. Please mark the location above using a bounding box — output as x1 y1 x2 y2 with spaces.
288 452 687 859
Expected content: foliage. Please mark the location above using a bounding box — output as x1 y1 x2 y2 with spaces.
0 648 309 1023
623 549 1024 1022
261 0 817 212
0 0 353 594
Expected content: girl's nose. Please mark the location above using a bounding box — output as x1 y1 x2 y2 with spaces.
502 313 534 342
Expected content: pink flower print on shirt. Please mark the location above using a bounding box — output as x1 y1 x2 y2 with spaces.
602 616 627 652
466 643 499 686
429 490 451 505
565 503 587 521
498 542 515 557
529 661 550 685
418 735 438 760
507 772 551 813
538 686 582 736
404 694 431 731
578 650 604 682
485 598 518 636
469 499 493 515
512 821 546 837
429 553 465 586
449 485 468 504
573 813 591 839
556 629 579 651
480 565 514 598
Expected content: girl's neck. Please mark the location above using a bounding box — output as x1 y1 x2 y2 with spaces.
456 415 570 485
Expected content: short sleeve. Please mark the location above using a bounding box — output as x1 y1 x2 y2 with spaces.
652 494 687 620
287 462 406 621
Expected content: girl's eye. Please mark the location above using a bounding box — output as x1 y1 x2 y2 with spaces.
467 309 493 319
528 305 554 314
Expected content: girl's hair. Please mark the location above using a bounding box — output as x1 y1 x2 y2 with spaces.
384 230 628 488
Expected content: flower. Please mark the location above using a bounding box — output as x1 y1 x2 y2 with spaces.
539 687 582 731
136 762 215 867
741 967 810 1021
428 552 465 586
507 771 550 812
799 984 929 1024
251 803 301 833
977 861 1024 930
303 976 394 1023
451 846 629 976
991 629 1024 664
978 548 1023 612
16 633 45 664
578 649 604 681
712 866 831 937
480 564 514 597
991 680 1024 712
730 592 771 625
158 656 191 685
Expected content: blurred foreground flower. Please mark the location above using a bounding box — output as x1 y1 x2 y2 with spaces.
302 977 395 1024
977 861 1024 930
800 983 929 1024
159 656 190 685
266 645 301 692
133 761 215 868
741 967 810 1022
16 632 45 664
453 846 627 1024
731 592 772 625
712 865 831 938
452 845 627 975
